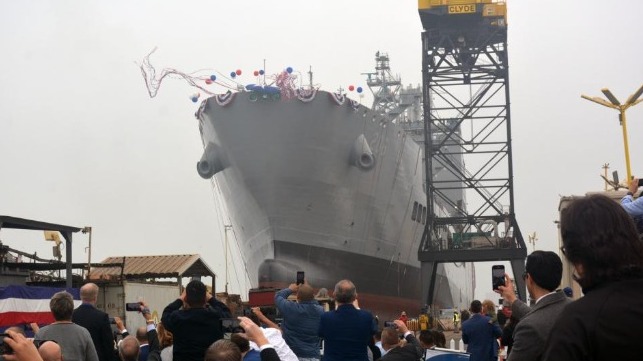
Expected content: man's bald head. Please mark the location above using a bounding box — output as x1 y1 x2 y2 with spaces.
80 283 99 303
297 284 315 302
119 336 140 361
204 339 241 361
38 340 63 361
135 327 148 344
333 279 356 304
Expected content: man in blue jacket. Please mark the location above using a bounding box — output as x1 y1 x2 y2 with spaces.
275 282 324 361
621 177 643 232
461 300 502 361
318 279 377 361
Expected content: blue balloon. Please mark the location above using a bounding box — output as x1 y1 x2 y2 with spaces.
191 97 198 103
286 67 293 74
357 86 363 93
230 71 236 78
210 74 216 81
259 69 265 75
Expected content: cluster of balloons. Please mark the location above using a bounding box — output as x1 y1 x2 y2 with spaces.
190 92 201 103
205 74 217 85
348 85 363 93
253 69 266 76
230 69 242 78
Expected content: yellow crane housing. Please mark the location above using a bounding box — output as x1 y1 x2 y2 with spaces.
418 0 507 29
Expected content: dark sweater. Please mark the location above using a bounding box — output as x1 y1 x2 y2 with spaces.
161 298 228 361
542 278 643 361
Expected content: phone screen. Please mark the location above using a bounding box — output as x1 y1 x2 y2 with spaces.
220 318 243 333
296 271 305 285
125 302 140 312
492 265 505 290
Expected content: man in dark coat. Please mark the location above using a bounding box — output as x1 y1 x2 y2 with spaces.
162 280 230 361
380 320 423 361
542 194 643 361
497 251 571 361
72 283 115 361
461 300 501 361
318 279 377 361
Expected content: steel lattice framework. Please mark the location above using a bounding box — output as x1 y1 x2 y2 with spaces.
417 3 528 306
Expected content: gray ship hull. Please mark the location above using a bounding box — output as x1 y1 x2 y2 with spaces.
196 90 473 319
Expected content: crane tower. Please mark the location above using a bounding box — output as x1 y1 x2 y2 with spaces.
417 0 528 304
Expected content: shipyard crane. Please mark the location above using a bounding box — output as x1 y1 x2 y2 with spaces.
417 0 529 305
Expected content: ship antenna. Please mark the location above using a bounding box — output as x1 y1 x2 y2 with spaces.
308 66 313 89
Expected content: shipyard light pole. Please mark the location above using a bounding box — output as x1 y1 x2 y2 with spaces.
417 0 528 305
581 85 643 182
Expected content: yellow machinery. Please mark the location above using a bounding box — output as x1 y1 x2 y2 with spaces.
418 0 507 29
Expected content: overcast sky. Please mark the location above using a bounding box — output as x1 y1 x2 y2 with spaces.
1 0 642 302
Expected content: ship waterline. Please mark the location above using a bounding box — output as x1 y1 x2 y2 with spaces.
196 90 474 319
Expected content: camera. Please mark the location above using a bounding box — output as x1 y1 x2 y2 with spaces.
220 318 243 333
0 334 13 355
384 321 397 328
125 302 141 312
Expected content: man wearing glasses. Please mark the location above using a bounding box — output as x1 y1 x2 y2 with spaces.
496 251 570 361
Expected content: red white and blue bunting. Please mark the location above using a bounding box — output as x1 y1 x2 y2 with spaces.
215 91 236 107
297 88 318 103
329 92 346 106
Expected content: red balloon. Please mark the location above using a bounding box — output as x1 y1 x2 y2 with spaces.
236 69 242 76
254 70 259 76
205 79 213 85
348 85 355 91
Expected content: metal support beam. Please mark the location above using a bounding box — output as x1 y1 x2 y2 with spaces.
61 231 73 288
417 6 527 306
420 261 438 307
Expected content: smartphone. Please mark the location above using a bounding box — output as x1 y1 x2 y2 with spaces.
638 179 643 187
492 265 505 290
296 271 305 285
220 318 243 333
0 333 12 355
125 302 140 312
384 321 397 328
108 317 116 324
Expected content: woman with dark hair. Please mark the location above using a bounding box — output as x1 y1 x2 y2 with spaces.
542 194 643 361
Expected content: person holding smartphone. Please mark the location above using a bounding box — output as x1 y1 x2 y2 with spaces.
620 177 643 233
274 275 324 361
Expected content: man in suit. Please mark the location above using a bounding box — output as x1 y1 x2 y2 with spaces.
135 327 149 361
118 304 160 361
318 279 377 361
380 320 423 361
72 283 115 361
461 300 501 361
497 250 571 361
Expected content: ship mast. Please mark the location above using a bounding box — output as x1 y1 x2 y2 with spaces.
362 52 421 122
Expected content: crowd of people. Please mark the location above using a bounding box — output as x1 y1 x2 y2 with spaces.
2 193 643 361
